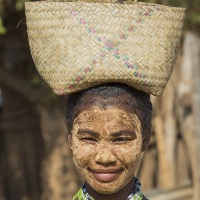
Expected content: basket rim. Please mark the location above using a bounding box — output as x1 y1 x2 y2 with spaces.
25 1 186 11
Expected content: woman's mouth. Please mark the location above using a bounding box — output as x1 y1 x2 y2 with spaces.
88 168 123 183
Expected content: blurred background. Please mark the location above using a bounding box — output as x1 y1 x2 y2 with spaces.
0 0 200 199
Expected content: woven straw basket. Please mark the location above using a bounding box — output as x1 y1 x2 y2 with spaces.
25 0 185 96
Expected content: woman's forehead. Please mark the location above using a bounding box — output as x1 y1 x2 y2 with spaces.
74 107 140 127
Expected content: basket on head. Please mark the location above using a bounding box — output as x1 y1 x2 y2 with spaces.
25 0 185 96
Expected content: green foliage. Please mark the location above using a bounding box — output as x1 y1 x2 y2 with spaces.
0 17 6 35
15 0 27 11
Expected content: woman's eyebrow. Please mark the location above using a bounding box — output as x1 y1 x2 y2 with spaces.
77 129 99 137
110 130 134 137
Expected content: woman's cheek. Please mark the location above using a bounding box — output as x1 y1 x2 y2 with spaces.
115 143 142 166
72 141 95 168
116 146 142 173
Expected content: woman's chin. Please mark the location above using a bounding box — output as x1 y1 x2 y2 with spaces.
90 182 127 194
85 174 128 194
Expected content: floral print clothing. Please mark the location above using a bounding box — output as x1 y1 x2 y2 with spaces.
73 177 143 200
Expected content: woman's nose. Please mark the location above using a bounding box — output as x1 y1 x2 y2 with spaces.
94 143 117 166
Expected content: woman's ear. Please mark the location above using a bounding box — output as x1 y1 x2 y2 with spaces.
68 134 73 149
142 125 151 152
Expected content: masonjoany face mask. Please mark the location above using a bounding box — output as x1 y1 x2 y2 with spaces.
70 107 143 194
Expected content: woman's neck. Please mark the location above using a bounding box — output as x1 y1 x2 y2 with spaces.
85 178 135 200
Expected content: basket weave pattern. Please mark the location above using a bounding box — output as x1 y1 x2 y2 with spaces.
25 1 185 96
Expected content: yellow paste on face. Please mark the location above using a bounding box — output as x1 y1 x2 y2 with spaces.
70 107 143 194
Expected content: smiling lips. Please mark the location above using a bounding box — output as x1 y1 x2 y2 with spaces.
89 168 123 183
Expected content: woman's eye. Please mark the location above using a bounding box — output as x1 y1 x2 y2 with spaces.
114 137 131 142
80 137 97 142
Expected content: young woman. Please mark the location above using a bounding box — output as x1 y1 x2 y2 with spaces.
65 83 152 200
25 0 185 199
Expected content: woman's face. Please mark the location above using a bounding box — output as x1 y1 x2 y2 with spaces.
69 106 147 194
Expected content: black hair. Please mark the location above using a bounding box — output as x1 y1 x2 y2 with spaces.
65 83 152 135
